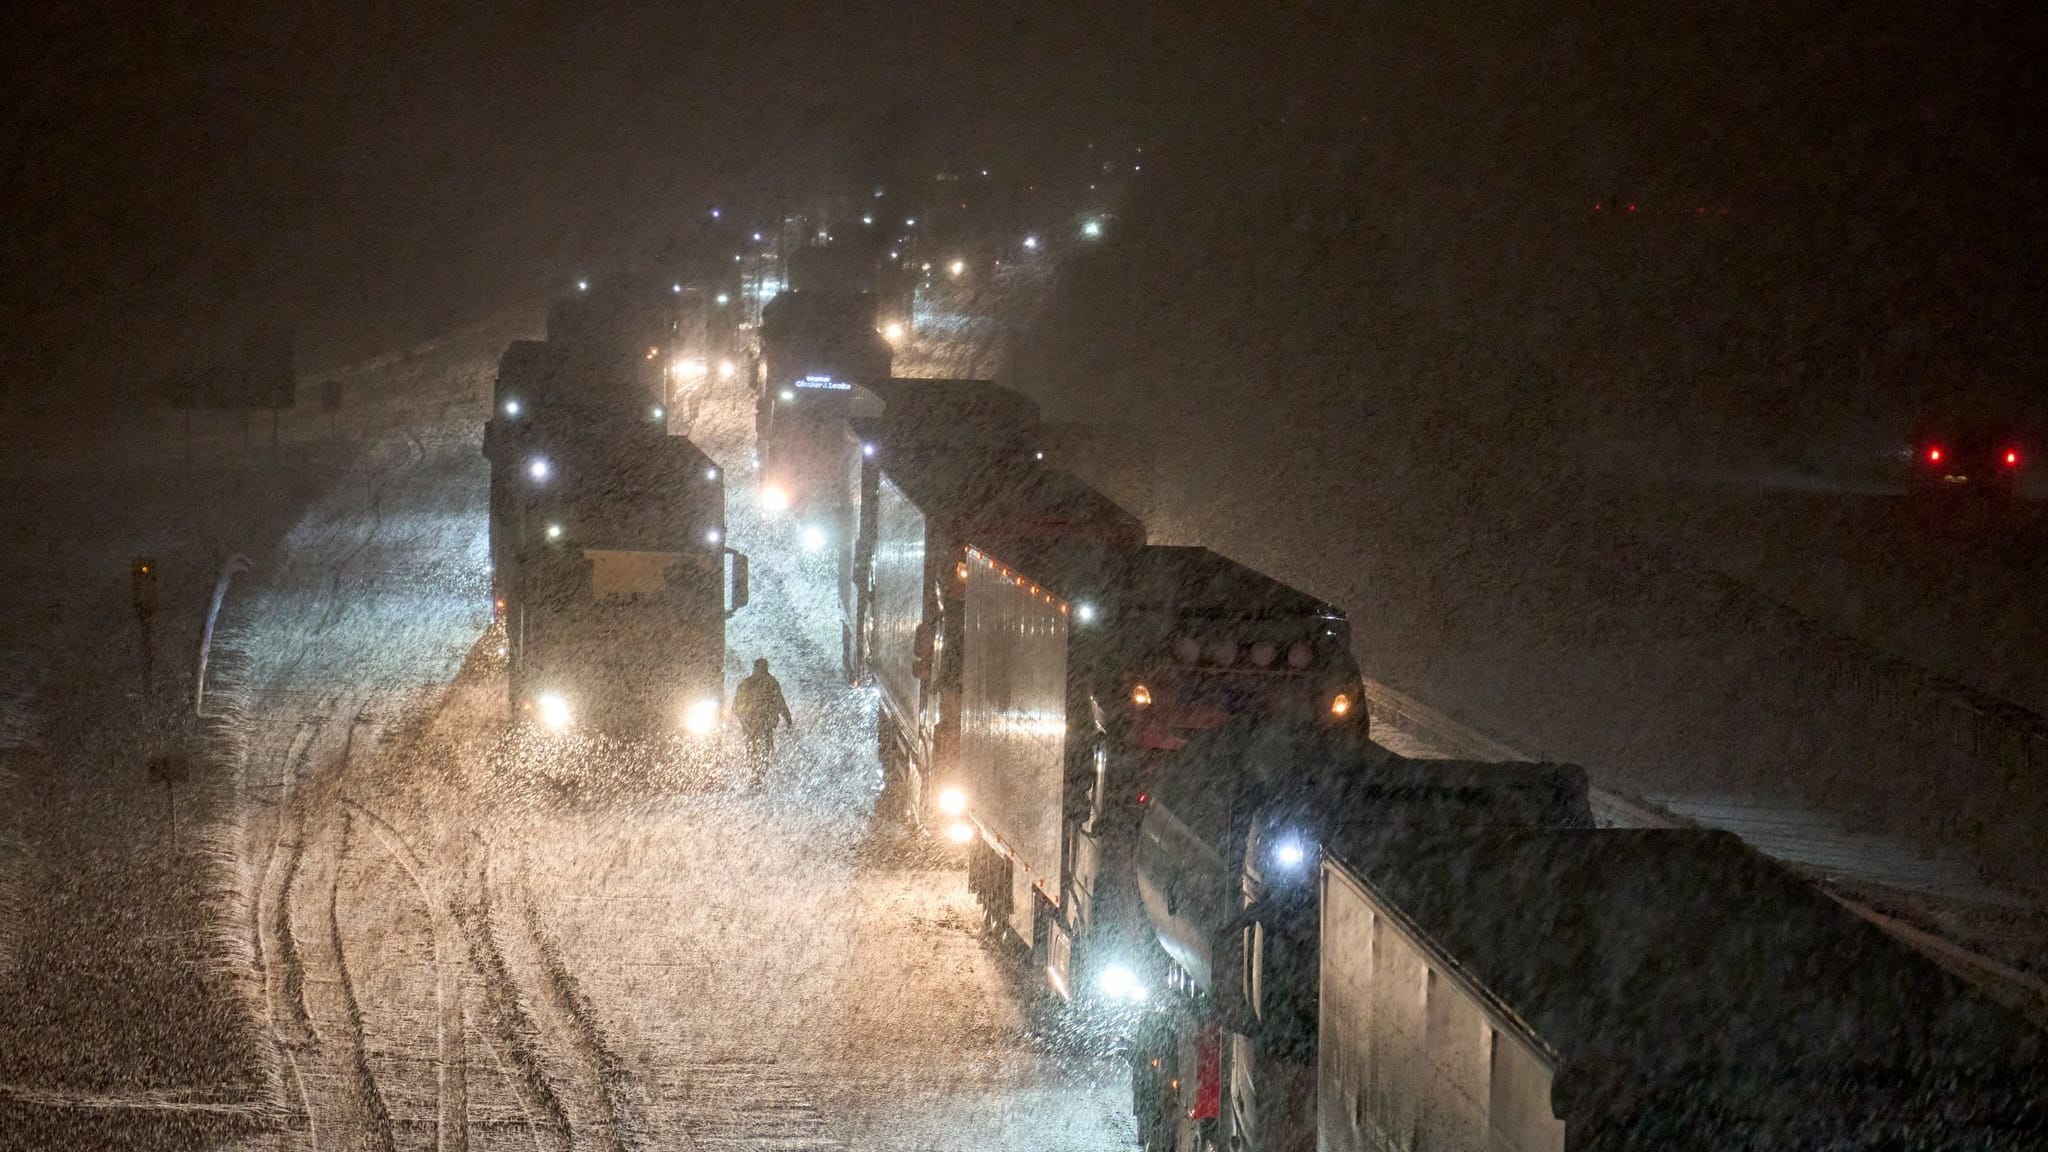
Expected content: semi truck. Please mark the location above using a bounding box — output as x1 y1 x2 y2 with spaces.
946 537 1372 1008
498 422 746 737
1313 828 2046 1150
1130 725 1592 1152
755 291 892 533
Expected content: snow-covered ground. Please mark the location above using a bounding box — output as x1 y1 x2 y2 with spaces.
0 324 1138 1149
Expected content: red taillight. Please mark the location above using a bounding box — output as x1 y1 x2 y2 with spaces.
1926 446 1944 464
2005 449 2020 468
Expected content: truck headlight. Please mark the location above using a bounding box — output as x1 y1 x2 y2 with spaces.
1272 834 1311 872
1097 963 1148 1003
801 525 827 553
936 786 967 817
760 484 791 513
536 692 572 732
683 697 719 736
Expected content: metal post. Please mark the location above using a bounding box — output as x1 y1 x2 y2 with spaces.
194 553 252 717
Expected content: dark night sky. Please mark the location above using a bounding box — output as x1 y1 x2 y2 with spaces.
6 2 2046 422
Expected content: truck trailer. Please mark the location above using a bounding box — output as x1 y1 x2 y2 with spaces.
948 539 1371 1008
857 447 1140 826
1316 829 2047 1151
1130 726 1592 1152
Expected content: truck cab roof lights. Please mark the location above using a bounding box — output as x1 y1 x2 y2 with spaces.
1248 640 1278 667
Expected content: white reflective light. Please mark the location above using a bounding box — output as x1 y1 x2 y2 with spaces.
937 787 967 817
1097 964 1147 1003
537 693 572 732
861 214 874 225
528 457 551 481
1274 838 1307 870
946 822 975 844
503 399 521 416
651 406 665 421
861 442 876 458
801 526 827 553
715 292 729 305
683 697 719 735
705 528 722 545
705 467 720 481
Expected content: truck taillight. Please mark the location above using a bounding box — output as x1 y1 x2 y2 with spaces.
1131 683 1153 708
1329 692 1353 718
2005 449 2021 468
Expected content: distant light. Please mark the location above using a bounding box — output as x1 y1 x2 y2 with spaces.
1033 450 1044 461
709 206 721 219
937 787 967 817
920 262 932 272
683 698 719 735
1131 684 1152 708
1075 602 1098 624
861 442 876 458
779 388 796 402
1022 235 1039 250
705 527 723 544
1330 692 1354 718
1927 446 1944 464
2005 449 2021 467
1081 219 1103 239
1273 837 1308 870
948 259 965 278
651 405 665 421
753 231 764 242
980 168 989 177
545 523 563 540
705 467 720 481
672 283 682 293
503 399 521 416
576 279 589 292
527 457 551 481
715 292 730 305
888 250 899 260
905 217 917 227
946 821 975 844
862 214 874 225
801 526 827 553
718 358 736 379
883 321 906 343
733 253 742 262
760 484 791 513
1097 964 1147 1003
537 693 572 732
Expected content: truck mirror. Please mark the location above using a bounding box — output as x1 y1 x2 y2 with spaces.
726 550 749 617
912 620 935 678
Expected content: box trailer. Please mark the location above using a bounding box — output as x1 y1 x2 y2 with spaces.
1317 830 2047 1151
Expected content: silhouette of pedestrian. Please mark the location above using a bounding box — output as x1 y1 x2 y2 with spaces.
733 657 793 786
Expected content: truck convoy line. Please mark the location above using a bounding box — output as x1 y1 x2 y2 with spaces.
485 253 2047 1146
484 276 748 737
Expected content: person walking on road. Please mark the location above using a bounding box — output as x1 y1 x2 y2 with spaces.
734 657 793 784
